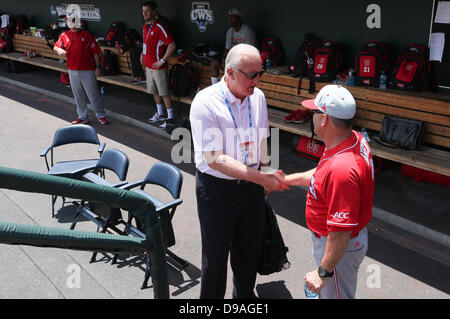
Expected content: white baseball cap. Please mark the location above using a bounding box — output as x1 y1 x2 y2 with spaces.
226 8 242 17
301 85 356 120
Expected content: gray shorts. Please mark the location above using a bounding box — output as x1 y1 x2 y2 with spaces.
312 227 368 299
146 67 169 96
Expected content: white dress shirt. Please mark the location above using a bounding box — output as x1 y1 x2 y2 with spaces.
190 77 270 180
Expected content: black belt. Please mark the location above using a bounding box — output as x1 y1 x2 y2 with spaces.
197 170 249 185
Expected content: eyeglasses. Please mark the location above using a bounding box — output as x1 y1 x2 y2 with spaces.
312 110 325 115
236 68 264 80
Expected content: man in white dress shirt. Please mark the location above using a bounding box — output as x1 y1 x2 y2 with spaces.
190 44 288 299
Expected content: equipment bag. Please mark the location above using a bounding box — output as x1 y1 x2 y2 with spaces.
104 21 125 46
4 60 30 73
292 135 325 161
258 197 290 276
169 62 198 97
378 116 425 151
309 40 344 83
290 33 321 77
14 15 29 35
260 37 284 67
99 49 119 76
60 72 70 87
388 44 431 92
355 41 394 87
0 36 13 53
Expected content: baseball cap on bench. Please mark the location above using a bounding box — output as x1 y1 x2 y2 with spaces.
301 85 356 120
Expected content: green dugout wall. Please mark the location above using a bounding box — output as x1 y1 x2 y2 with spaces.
0 0 436 69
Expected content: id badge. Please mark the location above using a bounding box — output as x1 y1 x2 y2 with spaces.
142 44 147 55
240 140 257 166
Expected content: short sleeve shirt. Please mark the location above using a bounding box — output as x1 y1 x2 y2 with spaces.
225 24 257 50
55 30 101 71
190 77 270 180
305 131 375 237
142 22 174 70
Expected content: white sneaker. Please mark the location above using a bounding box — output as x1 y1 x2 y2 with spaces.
148 112 166 123
159 121 167 129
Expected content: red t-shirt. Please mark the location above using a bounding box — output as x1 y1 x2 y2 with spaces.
55 30 101 71
142 22 174 70
305 131 375 237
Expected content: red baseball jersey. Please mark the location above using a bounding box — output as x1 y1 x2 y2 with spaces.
305 131 375 237
142 22 174 70
55 30 101 71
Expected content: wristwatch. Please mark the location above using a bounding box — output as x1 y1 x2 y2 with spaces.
160 58 165 63
318 266 334 278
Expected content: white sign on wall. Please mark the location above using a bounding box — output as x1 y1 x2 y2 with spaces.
56 3 101 21
191 1 214 32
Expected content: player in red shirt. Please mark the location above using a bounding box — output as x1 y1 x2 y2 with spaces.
140 1 176 129
285 85 375 299
54 10 108 125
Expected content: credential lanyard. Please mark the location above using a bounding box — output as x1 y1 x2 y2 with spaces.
144 23 154 44
220 86 254 164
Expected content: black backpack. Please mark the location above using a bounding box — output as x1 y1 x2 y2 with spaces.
355 41 394 87
169 63 197 97
309 40 344 83
388 44 431 92
257 197 290 276
122 28 142 52
99 49 119 76
14 15 29 35
260 37 284 67
290 33 321 77
104 21 125 46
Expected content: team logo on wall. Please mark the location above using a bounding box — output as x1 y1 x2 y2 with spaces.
191 1 214 32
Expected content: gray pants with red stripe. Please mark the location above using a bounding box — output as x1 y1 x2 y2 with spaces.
312 227 368 299
69 70 106 120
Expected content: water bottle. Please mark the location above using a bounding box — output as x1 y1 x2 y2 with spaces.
347 69 355 86
265 57 272 70
379 70 387 90
304 282 319 299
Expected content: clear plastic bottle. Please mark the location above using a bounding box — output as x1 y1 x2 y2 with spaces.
304 282 319 299
347 69 355 86
379 70 387 90
265 57 272 70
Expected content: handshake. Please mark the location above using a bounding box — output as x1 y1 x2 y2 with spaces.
259 167 290 194
259 167 315 194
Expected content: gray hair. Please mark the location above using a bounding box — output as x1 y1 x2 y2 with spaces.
224 44 260 72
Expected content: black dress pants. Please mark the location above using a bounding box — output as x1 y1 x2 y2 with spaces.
196 171 265 299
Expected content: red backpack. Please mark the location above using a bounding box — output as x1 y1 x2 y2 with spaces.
260 37 284 67
309 40 344 83
388 44 431 92
355 41 394 87
104 21 125 46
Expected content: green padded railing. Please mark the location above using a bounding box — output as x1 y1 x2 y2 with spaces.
0 166 169 299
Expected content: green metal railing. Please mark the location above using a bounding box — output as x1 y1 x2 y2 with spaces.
0 166 169 298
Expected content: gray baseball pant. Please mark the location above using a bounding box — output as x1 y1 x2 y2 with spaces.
312 227 368 299
68 70 106 120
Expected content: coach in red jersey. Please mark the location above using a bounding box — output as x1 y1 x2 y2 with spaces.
140 1 176 129
54 10 108 125
285 85 375 299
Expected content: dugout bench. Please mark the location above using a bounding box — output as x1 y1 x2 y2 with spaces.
1 34 449 177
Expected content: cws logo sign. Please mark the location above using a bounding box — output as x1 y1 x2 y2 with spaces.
191 1 214 32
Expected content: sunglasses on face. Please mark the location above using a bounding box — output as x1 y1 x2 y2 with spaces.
312 110 325 115
236 68 265 80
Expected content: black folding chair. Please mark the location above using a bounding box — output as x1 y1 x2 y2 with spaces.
70 148 130 263
40 124 106 217
120 161 187 289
